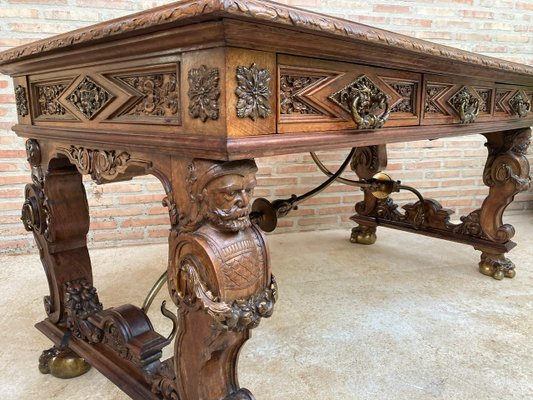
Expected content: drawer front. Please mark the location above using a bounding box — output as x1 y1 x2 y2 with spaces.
277 55 422 134
422 75 533 125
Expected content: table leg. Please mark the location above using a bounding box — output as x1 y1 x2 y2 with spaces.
22 139 93 378
166 157 277 400
350 145 387 245
477 128 531 279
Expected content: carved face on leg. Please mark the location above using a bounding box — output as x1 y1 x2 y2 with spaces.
205 171 256 232
187 159 258 232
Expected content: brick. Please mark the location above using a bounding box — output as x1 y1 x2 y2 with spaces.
373 5 410 13
118 194 165 205
460 10 494 19
121 217 170 228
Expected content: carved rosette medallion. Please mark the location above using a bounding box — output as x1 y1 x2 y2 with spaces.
235 63 272 120
118 72 179 117
329 75 390 129
66 77 112 119
448 86 480 124
509 91 531 118
280 75 323 115
15 85 28 117
36 83 69 117
188 65 220 122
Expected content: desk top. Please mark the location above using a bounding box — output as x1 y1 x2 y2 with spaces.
1 0 532 160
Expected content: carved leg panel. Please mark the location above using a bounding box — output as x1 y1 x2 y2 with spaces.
350 145 387 245
22 139 93 376
167 158 277 400
477 128 531 279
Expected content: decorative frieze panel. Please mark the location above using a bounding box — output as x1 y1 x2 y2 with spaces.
424 84 452 115
280 74 326 115
388 81 417 114
474 87 492 114
117 72 179 118
34 81 74 119
66 77 113 119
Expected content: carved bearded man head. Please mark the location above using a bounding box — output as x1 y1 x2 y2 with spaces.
188 159 258 232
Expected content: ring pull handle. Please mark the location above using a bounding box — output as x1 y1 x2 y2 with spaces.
450 87 480 124
349 86 391 129
510 92 531 118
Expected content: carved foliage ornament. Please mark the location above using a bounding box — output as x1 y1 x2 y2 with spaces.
59 146 133 183
236 63 272 121
390 82 415 114
67 77 112 119
118 72 179 117
280 75 323 115
65 278 104 343
329 75 390 129
188 65 220 122
37 83 68 117
15 85 28 117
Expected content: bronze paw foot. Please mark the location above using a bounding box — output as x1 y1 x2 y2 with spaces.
350 225 377 245
479 252 516 280
39 346 91 379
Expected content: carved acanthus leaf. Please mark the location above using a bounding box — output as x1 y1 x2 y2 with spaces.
188 65 220 122
235 63 272 121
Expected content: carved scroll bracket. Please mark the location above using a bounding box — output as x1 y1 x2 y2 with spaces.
57 145 152 184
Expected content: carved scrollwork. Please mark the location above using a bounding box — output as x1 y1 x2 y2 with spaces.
448 86 480 124
509 91 531 118
188 65 220 122
58 145 150 184
235 63 272 121
390 82 415 113
280 74 323 115
36 83 69 117
329 75 390 129
15 85 28 117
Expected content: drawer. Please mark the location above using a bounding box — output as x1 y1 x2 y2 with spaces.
422 74 533 125
277 55 422 134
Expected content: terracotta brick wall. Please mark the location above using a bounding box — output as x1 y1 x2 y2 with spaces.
0 0 532 253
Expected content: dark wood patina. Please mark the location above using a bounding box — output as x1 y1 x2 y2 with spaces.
1 0 531 398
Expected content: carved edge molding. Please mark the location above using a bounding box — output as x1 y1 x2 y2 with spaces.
2 0 533 76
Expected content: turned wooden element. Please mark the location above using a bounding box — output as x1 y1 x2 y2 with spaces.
350 145 388 245
166 158 276 400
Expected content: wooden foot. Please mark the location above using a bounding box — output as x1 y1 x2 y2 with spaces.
39 346 91 379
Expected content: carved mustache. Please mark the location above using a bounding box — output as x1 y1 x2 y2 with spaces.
211 204 251 220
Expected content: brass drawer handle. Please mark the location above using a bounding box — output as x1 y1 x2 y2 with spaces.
450 87 480 124
510 92 531 118
349 84 391 129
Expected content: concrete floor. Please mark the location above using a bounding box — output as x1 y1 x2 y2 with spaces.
0 213 532 399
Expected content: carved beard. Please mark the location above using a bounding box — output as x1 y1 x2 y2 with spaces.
207 204 252 232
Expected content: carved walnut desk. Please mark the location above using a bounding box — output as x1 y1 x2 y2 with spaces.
0 0 532 399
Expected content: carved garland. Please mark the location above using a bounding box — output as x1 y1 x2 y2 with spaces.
178 258 277 332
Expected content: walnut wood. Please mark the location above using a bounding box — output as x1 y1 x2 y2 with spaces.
1 0 532 398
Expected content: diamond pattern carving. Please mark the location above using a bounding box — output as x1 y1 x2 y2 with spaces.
328 75 386 114
67 77 113 119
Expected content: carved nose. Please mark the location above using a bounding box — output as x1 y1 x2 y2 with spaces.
237 191 249 207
